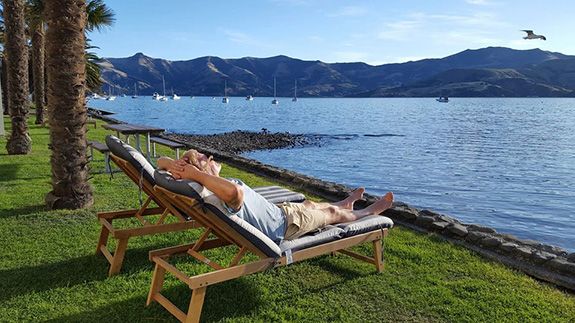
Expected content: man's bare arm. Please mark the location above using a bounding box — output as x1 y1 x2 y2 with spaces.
169 163 244 210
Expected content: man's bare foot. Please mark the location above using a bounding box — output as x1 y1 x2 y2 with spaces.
362 192 394 215
333 187 365 209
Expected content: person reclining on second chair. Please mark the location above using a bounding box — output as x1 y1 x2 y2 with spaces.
158 150 394 243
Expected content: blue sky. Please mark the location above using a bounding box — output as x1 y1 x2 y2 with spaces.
89 0 575 65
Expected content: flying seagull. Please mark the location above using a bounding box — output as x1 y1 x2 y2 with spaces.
522 30 546 40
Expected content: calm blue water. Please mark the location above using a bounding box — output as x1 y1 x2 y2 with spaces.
92 97 575 251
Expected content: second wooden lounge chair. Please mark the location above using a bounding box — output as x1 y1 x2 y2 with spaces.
146 171 394 323
97 135 306 276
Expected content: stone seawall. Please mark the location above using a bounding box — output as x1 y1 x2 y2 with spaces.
89 111 575 291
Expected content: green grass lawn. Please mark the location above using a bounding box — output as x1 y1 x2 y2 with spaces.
1 117 574 322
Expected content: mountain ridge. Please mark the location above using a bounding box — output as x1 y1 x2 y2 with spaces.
98 47 575 97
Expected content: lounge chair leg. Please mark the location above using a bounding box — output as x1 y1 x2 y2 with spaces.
373 239 384 273
147 263 166 306
186 287 207 323
108 238 129 276
104 152 111 174
96 224 110 255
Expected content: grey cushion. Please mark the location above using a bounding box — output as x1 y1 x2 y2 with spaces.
153 171 282 257
336 215 394 237
105 135 155 184
154 170 207 201
279 225 344 254
253 186 305 204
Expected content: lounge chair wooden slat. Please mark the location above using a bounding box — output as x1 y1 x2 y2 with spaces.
148 238 231 260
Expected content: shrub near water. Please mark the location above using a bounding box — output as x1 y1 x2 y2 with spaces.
0 117 574 322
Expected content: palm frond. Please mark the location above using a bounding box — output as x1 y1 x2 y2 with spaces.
86 0 115 32
85 41 103 91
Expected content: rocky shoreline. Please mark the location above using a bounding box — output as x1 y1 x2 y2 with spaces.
166 130 317 154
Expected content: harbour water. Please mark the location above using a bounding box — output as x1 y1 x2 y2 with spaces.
92 97 575 251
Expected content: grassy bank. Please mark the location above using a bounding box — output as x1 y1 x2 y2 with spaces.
1 117 574 322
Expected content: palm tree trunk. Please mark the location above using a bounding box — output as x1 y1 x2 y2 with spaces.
32 22 45 125
3 0 31 154
44 0 93 209
1 56 8 116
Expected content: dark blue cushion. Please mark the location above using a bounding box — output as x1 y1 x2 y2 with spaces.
105 135 155 184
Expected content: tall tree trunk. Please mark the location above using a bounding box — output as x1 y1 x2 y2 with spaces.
3 0 31 154
32 23 46 125
45 0 93 209
1 56 8 116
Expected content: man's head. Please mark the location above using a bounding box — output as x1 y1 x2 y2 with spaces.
181 149 222 176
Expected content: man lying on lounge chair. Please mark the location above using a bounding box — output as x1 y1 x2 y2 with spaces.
158 150 394 243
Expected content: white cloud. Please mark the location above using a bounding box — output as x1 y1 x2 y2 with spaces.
378 19 422 40
378 11 510 42
221 29 258 45
466 0 490 5
307 35 324 42
269 0 312 6
328 6 369 17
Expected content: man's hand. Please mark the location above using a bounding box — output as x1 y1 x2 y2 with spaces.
168 160 201 180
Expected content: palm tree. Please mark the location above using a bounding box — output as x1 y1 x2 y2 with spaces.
44 0 93 209
1 8 9 117
3 0 31 155
28 0 45 124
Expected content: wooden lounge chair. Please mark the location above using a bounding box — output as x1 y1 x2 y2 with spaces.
97 135 306 276
146 171 394 323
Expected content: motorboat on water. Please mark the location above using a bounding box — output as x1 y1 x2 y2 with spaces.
246 95 254 101
172 94 181 100
436 96 449 103
90 93 104 100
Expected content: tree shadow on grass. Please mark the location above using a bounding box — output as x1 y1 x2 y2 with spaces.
0 245 163 302
0 205 47 218
46 276 263 322
0 163 21 182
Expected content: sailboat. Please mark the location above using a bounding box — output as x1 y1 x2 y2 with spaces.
159 76 168 101
222 80 229 103
292 80 298 102
171 88 181 100
271 77 279 105
132 83 138 99
106 84 116 101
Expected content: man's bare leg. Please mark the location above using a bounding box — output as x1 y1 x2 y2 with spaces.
332 187 365 209
355 192 394 217
325 192 394 224
303 187 365 210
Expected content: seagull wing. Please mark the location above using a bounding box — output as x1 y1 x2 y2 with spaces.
522 30 534 35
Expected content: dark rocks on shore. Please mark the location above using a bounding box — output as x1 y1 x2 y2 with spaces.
167 130 318 154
